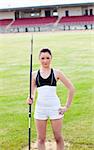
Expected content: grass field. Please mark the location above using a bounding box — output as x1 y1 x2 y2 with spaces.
0 30 94 150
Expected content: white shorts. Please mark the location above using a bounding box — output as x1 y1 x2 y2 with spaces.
34 108 64 120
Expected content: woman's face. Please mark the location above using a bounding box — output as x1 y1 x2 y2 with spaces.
39 52 52 68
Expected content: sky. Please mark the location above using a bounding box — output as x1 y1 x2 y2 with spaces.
0 0 94 9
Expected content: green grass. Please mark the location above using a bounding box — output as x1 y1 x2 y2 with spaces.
0 31 94 150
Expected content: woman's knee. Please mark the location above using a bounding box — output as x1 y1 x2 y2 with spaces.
37 136 46 144
54 134 64 143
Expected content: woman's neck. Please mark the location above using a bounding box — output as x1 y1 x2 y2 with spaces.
40 66 51 78
40 66 51 72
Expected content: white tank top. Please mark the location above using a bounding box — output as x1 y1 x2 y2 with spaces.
35 68 61 109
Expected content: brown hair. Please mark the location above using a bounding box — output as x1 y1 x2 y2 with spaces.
39 48 52 57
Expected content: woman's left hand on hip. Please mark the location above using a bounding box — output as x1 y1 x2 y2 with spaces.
58 106 68 115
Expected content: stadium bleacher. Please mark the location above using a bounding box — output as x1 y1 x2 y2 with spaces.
11 16 57 26
59 15 94 24
0 15 94 33
0 16 94 28
0 19 13 26
0 0 94 32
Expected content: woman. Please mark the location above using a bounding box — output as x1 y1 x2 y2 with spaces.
27 48 75 150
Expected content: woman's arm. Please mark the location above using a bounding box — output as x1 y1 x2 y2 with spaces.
56 70 75 111
31 71 37 98
27 71 37 104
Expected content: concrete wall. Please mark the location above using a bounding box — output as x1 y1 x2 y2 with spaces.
0 5 94 20
41 9 45 17
82 6 94 15
57 5 94 17
58 7 82 17
0 11 15 20
20 12 31 18
69 7 82 16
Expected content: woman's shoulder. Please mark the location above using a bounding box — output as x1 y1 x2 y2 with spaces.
53 68 61 74
53 68 61 80
32 70 39 80
53 68 64 79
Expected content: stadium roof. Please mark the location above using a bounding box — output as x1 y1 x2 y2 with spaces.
0 0 94 10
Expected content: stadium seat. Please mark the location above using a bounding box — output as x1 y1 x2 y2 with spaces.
59 15 94 24
0 19 13 26
11 16 57 26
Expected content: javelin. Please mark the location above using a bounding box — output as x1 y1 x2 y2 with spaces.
28 35 33 150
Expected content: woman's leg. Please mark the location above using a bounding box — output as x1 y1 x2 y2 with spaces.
35 119 47 150
50 119 64 150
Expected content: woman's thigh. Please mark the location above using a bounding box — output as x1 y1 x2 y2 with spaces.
35 119 47 139
50 119 63 137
